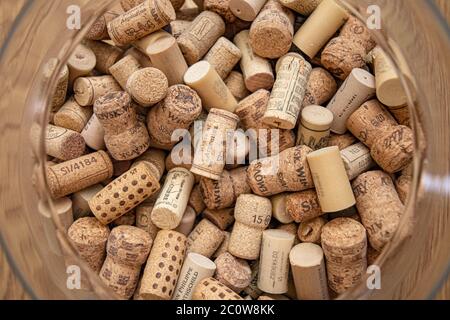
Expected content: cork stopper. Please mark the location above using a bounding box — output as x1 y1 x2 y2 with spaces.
111 210 136 226
54 97 93 133
328 132 357 150
228 0 265 21
72 184 104 220
339 16 376 53
235 89 270 129
170 20 192 38
120 0 145 11
386 104 410 127
395 173 411 204
45 124 86 160
175 206 197 236
302 67 337 107
85 7 123 41
81 114 106 150
84 40 123 75
225 71 250 101
204 37 241 80
188 184 206 215
74 75 121 106
271 193 293 224
213 231 231 258
340 142 375 180
67 44 96 86
192 277 243 300
297 216 326 244
277 222 300 245
127 68 168 107
135 199 160 240
43 59 69 113
109 55 141 89
280 0 321 16
204 0 237 23
39 197 74 231
133 148 166 181
187 218 225 258
286 189 323 223
297 105 334 150
214 252 251 292
125 47 153 68
203 207 235 230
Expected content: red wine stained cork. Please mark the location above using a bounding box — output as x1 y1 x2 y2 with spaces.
173 252 217 300
339 16 376 53
205 0 237 23
109 55 141 89
89 162 160 224
133 148 166 181
85 6 123 40
292 0 348 59
214 252 252 292
54 97 93 133
187 218 225 257
126 67 168 107
340 142 375 180
45 124 86 160
247 145 314 196
183 61 237 112
204 37 242 79
370 125 414 173
192 277 243 300
302 67 337 107
346 99 397 148
174 206 197 235
328 132 357 150
140 230 187 300
99 226 152 299
297 216 326 244
228 194 271 260
170 20 192 38
289 242 329 300
395 173 411 205
262 53 312 130
297 105 334 150
108 0 175 46
203 207 235 230
233 30 274 92
74 75 121 106
225 71 250 101
326 68 376 134
177 11 225 65
286 189 323 223
249 0 294 59
352 170 403 251
280 0 321 16
67 44 96 87
188 184 206 215
43 60 69 113
386 104 410 127
271 193 293 224
67 217 110 273
84 40 123 74
136 199 160 240
72 184 104 220
257 229 295 294
229 0 266 21
81 114 105 150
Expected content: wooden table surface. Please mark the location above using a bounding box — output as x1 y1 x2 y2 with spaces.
0 0 449 300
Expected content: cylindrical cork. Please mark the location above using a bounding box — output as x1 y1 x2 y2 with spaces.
302 67 337 107
67 44 96 86
293 0 348 59
352 171 403 251
125 47 153 67
67 217 110 273
107 0 175 46
183 61 237 112
386 104 410 127
170 20 192 38
84 40 123 75
192 276 244 300
257 229 295 294
262 53 312 130
346 99 398 148
81 114 105 150
73 75 121 106
297 216 326 244
45 124 86 161
120 0 145 11
328 132 357 150
189 184 206 215
277 222 300 245
109 55 141 89
136 198 160 240
271 193 293 224
99 226 152 299
395 173 411 205
229 0 268 21
249 0 294 59
187 218 225 258
174 206 197 236
44 60 69 113
140 230 187 300
191 108 240 180
203 207 235 230
127 67 168 107
243 260 263 298
228 194 271 260
213 231 231 258
370 125 414 173
46 151 113 199
340 142 375 180
39 197 74 231
133 149 166 181
286 189 323 223
289 242 329 300
297 105 334 150
165 142 195 174
204 37 241 80
54 97 93 133
339 16 376 53
89 162 160 224
85 6 123 40
173 252 217 300
306 146 355 213
204 0 236 23
225 71 250 101
280 0 321 16
326 68 376 134
71 184 104 220
247 145 314 196
151 167 195 229
214 252 251 292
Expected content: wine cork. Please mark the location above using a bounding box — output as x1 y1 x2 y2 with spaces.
192 277 243 300
233 30 274 92
84 40 123 74
173 252 217 300
204 37 242 79
140 230 187 300
249 0 294 59
271 193 293 224
71 184 104 220
67 217 110 273
213 231 231 258
262 53 312 130
395 173 411 205
302 67 337 107
306 146 355 213
133 148 166 181
136 200 160 240
109 156 133 177
289 243 329 300
177 11 225 65
214 252 251 292
203 207 235 230
191 108 239 180
151 167 195 229
328 132 357 150
178 0 200 20
85 7 123 40
225 71 250 100
175 206 197 235
188 184 206 215
297 216 326 244
367 245 381 265
228 194 271 260
292 0 348 59
126 67 168 107
297 105 334 150
133 30 177 65
183 61 237 112
67 44 96 86
247 145 314 196
81 114 106 150
286 189 323 223
170 20 192 38
125 47 153 67
74 75 121 106
243 260 262 298
370 125 414 174
109 55 141 89
229 0 266 21
110 210 136 227
277 222 300 245
346 99 397 148
120 0 145 11
54 97 93 133
280 0 321 16
340 16 376 53
386 104 410 127
45 124 86 160
352 171 403 251
165 142 195 173
44 60 69 113
107 0 175 46
99 226 152 299
187 218 225 257
38 197 74 231
257 229 295 294
340 142 375 180
204 0 237 23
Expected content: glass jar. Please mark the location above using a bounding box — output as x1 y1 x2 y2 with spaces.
0 0 448 299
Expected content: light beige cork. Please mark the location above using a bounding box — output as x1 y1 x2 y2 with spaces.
277 222 300 245
328 132 357 150
286 189 323 223
297 216 326 244
340 16 376 53
280 0 322 16
203 207 235 230
38 197 74 231
43 60 69 113
81 114 106 150
74 75 121 106
204 0 237 23
85 6 123 40
126 67 168 107
214 252 251 292
54 97 93 133
302 67 337 107
229 0 268 21
271 193 293 224
340 142 375 180
71 184 104 220
170 20 192 38
188 184 206 215
133 148 166 181
204 37 242 79
84 40 123 74
99 226 152 299
174 206 197 235
109 55 141 89
192 277 243 300
225 71 250 101
297 105 334 150
45 124 86 161
395 173 411 205
228 194 271 260
136 199 160 240
133 30 177 65
187 218 225 258
212 231 231 258
67 44 96 87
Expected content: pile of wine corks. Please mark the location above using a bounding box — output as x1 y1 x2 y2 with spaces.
40 0 414 300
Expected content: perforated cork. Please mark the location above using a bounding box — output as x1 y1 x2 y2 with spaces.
72 184 104 220
109 55 141 89
192 277 243 300
214 252 251 293
302 67 337 107
340 16 376 53
340 142 375 180
225 71 250 101
271 193 293 224
203 207 235 230
45 124 86 161
187 218 225 258
54 97 93 133
74 75 121 106
297 216 326 244
297 105 334 150
67 44 96 86
84 40 123 74
286 189 323 223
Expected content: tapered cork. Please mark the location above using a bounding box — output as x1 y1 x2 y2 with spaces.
340 142 375 180
280 0 322 16
225 71 250 100
297 216 326 244
81 114 106 150
170 20 192 38
352 171 403 251
136 198 160 240
85 6 123 40
126 67 168 107
71 184 104 220
286 189 323 223
133 148 166 181
233 30 274 92
188 184 206 215
213 231 231 258
44 60 69 113
151 167 195 229
326 68 376 134
249 0 294 59
175 206 197 235
54 97 93 133
340 16 376 53
214 252 251 292
386 104 410 127
192 277 243 300
271 193 293 224
187 218 225 257
84 40 123 74
204 37 242 79
173 252 217 300
395 173 411 205
297 105 334 150
203 208 235 230
293 0 348 59
108 0 176 46
45 124 86 160
46 151 113 199
140 230 187 300
109 55 141 89
228 194 271 260
67 44 96 86
74 75 121 106
99 226 152 299
262 53 312 130
328 132 357 150
177 11 225 65
302 67 337 107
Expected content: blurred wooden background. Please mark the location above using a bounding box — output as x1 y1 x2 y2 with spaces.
0 0 449 300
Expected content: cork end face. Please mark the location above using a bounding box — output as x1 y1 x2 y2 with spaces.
127 67 169 106
73 78 93 106
229 0 258 22
249 27 292 59
301 105 334 130
183 61 212 84
68 217 110 245
146 35 176 55
68 44 96 72
59 132 86 160
351 68 375 89
289 243 324 268
321 217 367 251
151 207 182 230
154 0 177 23
188 252 217 271
376 78 407 107
190 165 222 181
